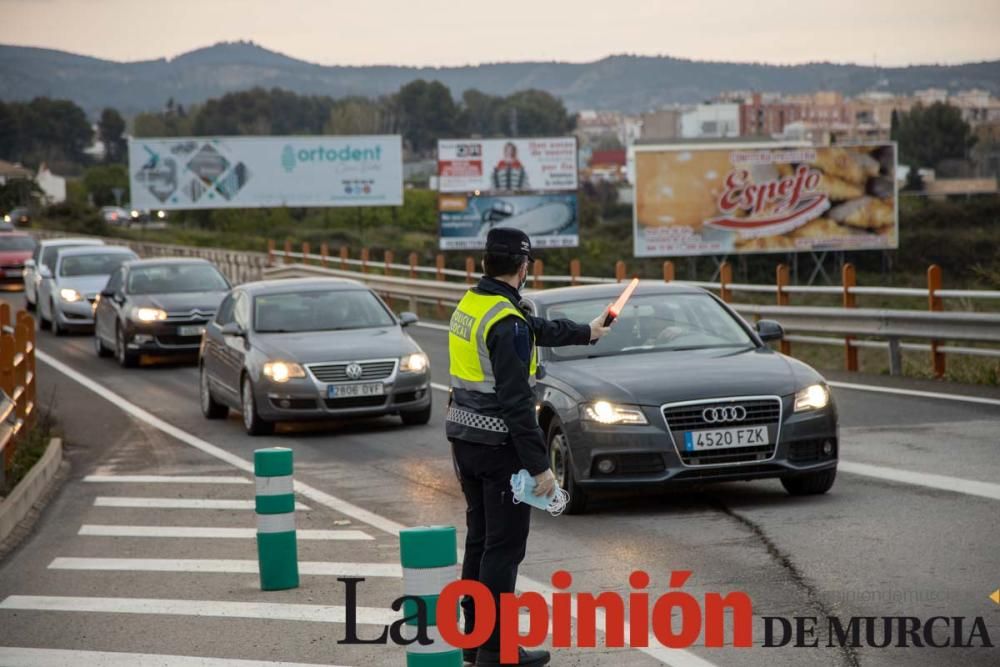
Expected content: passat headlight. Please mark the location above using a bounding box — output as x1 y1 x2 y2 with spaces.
794 384 830 412
263 361 306 383
133 307 167 322
582 400 648 425
400 352 429 373
59 288 83 303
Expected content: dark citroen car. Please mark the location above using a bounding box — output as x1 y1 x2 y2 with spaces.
198 278 431 436
527 282 838 513
93 258 230 367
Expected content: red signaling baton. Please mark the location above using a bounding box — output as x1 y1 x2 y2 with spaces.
591 277 639 344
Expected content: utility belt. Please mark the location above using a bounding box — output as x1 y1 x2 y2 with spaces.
445 392 511 446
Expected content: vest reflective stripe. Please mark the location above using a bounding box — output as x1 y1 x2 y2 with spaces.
448 291 537 393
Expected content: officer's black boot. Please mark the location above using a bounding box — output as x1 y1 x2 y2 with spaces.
475 647 550 666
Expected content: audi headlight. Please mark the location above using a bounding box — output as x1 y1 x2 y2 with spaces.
59 288 83 303
133 307 167 322
400 352 428 373
582 400 648 425
2 214 9 223
794 384 830 412
263 361 306 383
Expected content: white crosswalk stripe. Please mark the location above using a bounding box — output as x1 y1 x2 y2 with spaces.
49 557 402 577
0 595 398 626
77 524 372 540
92 497 311 510
84 475 251 484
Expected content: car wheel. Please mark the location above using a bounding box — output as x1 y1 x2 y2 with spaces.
94 331 112 358
547 419 588 514
50 302 64 336
115 324 138 368
400 400 432 426
200 365 229 419
241 374 273 436
781 468 837 496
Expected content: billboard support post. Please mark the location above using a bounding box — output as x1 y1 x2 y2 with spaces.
570 259 580 286
928 265 945 378
663 261 675 283
719 262 732 303
776 264 791 356
842 263 859 372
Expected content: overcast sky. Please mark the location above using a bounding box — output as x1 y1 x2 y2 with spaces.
2 0 998 67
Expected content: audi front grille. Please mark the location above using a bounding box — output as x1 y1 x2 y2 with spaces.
308 359 397 383
662 397 782 467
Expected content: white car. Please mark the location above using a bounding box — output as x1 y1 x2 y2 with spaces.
24 238 105 312
37 246 138 335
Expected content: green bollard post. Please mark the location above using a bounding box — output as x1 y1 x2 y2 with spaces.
255 447 299 591
399 526 462 666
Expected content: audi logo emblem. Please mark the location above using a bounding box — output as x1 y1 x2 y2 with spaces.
702 405 747 423
345 363 364 380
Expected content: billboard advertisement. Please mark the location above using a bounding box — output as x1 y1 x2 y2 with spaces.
438 193 578 250
437 138 578 193
128 135 403 210
633 143 897 257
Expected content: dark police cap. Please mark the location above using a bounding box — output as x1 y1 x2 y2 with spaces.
485 227 533 260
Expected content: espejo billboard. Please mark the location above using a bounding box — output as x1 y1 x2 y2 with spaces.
437 137 578 193
438 193 578 250
128 135 403 209
633 143 898 257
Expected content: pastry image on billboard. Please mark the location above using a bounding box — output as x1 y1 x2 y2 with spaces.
633 143 898 257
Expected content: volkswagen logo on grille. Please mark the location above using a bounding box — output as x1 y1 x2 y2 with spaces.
345 363 364 380
702 405 747 423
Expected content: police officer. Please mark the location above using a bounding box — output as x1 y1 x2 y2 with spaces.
447 228 610 666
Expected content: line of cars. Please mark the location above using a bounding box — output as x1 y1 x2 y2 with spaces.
19 237 838 512
22 236 433 436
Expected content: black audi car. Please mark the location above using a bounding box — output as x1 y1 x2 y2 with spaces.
527 282 838 513
93 258 230 367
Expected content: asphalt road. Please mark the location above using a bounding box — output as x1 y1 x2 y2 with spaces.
0 289 998 667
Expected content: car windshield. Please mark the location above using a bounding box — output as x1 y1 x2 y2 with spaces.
545 292 755 360
0 235 35 251
127 264 229 294
254 289 394 333
60 252 134 277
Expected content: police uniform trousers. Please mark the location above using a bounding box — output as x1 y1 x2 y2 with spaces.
452 438 532 652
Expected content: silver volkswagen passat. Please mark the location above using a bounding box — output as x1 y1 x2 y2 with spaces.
199 278 432 435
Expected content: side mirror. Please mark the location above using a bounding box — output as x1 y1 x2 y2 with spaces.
37 265 52 279
220 322 245 337
24 259 35 269
399 311 419 327
100 287 115 298
756 319 784 343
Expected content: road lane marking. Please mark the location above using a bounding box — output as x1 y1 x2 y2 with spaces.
93 497 311 510
84 474 251 484
0 648 351 667
828 381 1000 407
49 557 402 577
838 461 1000 501
0 595 397 626
35 349 714 667
431 382 449 393
78 525 373 540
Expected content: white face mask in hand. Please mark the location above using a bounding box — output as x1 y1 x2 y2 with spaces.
510 469 570 516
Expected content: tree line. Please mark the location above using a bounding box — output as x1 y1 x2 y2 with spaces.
132 82 576 156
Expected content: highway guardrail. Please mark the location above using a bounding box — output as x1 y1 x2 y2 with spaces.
0 307 36 487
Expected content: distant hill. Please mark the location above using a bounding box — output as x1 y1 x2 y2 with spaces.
2 41 999 117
